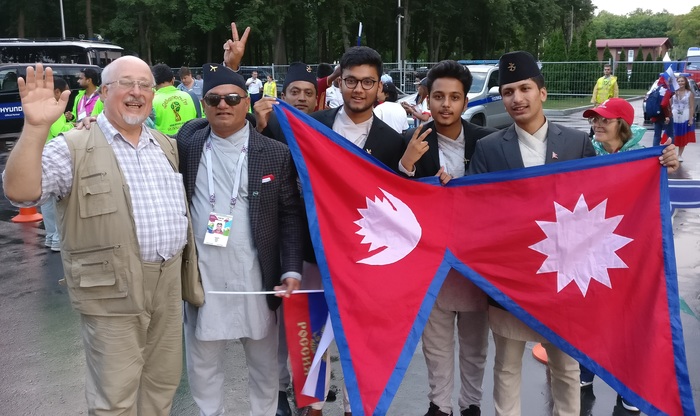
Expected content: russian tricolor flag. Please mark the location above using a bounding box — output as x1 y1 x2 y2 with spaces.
284 292 330 407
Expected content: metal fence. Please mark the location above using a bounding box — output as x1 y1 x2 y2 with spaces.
183 60 678 99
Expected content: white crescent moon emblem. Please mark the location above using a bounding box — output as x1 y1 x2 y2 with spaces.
355 188 422 266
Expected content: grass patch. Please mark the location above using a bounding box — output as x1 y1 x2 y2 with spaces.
543 96 591 110
543 89 649 110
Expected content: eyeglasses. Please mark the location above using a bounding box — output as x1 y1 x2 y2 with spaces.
342 77 378 90
203 93 246 107
588 116 618 126
105 79 155 91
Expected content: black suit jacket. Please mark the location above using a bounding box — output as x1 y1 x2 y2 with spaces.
176 118 303 310
289 107 406 263
311 107 407 170
259 111 286 144
404 119 497 177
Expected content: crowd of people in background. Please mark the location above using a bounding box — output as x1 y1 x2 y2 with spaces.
2 19 692 416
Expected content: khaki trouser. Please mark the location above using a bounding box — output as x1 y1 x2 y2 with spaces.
490 307 580 416
422 307 489 414
81 252 183 416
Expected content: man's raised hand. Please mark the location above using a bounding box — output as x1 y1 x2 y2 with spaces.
400 126 432 173
223 22 251 71
19 64 70 128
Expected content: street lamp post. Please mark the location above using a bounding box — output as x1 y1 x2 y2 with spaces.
397 0 403 91
59 0 66 40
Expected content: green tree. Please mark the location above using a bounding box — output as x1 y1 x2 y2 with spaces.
668 6 700 58
602 45 612 62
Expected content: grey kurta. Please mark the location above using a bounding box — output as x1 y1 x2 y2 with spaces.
187 125 273 341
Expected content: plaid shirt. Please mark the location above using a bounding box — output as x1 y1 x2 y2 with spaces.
14 114 187 262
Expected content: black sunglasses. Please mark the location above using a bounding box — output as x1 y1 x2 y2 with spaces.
203 93 246 107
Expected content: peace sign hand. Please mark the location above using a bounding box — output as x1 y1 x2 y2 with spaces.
400 126 432 173
223 22 251 71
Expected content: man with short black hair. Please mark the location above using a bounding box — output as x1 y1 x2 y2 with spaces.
66 67 101 122
400 60 494 416
152 64 199 135
152 64 201 136
315 63 341 111
312 46 406 171
304 47 407 416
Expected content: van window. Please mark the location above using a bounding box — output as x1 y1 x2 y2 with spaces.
488 70 499 89
0 70 19 92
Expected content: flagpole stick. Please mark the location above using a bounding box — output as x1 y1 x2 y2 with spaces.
208 289 325 295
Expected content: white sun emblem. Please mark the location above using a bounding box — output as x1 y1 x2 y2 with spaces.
529 194 633 296
354 188 422 266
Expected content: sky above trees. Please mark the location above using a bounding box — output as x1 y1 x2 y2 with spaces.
591 0 693 16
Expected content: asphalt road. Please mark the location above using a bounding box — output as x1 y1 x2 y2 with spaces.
0 100 698 415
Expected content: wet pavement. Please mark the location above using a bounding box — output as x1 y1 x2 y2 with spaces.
0 99 698 415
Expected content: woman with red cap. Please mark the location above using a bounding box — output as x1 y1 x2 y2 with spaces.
584 98 646 155
580 97 678 412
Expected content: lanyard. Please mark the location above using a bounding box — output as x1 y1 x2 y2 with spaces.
78 92 98 114
205 137 248 213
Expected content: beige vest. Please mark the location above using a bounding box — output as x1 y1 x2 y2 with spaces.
58 124 180 316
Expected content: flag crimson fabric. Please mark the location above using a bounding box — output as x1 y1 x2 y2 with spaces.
273 101 695 416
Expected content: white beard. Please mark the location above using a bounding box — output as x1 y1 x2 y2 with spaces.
122 114 148 126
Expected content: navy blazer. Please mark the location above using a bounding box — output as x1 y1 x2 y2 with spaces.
175 118 304 310
468 121 596 175
404 119 497 177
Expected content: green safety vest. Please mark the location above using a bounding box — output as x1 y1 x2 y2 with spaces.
47 114 74 143
153 85 198 135
593 76 618 104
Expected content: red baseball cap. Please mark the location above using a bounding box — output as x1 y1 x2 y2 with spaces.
582 98 634 125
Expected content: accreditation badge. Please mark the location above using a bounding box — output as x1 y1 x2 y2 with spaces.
203 212 233 247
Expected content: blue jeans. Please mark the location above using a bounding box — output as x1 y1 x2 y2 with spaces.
40 197 60 246
653 118 674 146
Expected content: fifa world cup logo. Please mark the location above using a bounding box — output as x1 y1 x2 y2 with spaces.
171 101 182 122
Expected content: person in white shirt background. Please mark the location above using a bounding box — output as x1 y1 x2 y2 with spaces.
246 70 264 110
374 81 409 133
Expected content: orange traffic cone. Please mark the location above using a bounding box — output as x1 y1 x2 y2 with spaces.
11 207 43 223
532 343 548 364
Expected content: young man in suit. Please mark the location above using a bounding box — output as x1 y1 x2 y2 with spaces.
468 50 593 416
311 46 406 173
400 60 495 416
176 64 304 416
469 51 678 416
300 46 407 416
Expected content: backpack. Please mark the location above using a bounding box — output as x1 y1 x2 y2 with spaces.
645 86 663 119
